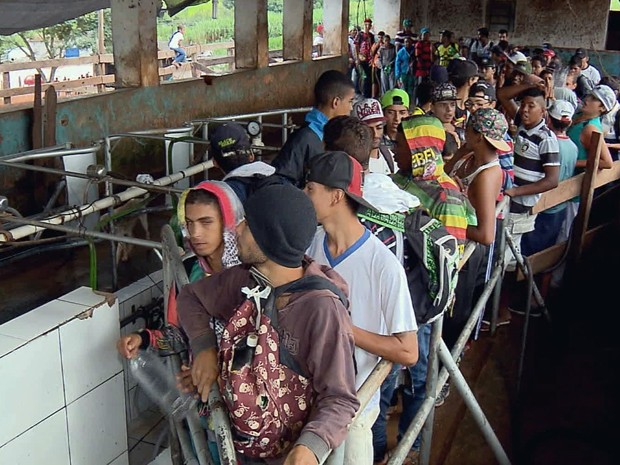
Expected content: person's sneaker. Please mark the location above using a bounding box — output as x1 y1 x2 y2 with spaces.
435 382 450 407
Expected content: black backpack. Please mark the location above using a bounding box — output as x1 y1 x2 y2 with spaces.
358 207 459 324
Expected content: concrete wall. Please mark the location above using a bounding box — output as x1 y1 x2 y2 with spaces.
0 57 347 157
401 0 608 50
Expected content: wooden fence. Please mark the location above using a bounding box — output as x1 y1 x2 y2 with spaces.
0 42 236 105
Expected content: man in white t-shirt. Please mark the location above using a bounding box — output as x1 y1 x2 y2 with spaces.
353 98 396 174
573 48 601 86
304 151 418 465
169 24 186 66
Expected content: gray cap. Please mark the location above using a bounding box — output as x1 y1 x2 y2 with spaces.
590 84 617 113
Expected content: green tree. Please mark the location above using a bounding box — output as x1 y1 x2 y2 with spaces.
2 11 111 83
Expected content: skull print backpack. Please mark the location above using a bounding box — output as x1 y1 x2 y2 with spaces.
217 272 348 459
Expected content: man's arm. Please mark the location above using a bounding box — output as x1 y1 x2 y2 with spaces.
293 298 360 464
497 76 543 121
352 255 419 366
271 127 322 188
177 267 251 400
576 124 614 170
352 328 418 365
505 164 559 198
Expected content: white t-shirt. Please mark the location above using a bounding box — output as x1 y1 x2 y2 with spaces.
306 227 417 409
169 31 184 49
368 153 392 175
581 64 601 86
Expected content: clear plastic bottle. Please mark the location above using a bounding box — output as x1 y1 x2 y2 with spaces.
129 349 196 420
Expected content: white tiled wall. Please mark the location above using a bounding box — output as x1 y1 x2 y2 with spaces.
0 331 64 447
0 287 129 465
0 409 70 465
67 373 126 465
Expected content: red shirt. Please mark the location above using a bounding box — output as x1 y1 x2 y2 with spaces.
415 40 433 77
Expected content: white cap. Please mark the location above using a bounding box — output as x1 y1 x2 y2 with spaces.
353 98 386 124
507 51 527 65
590 84 617 113
548 99 575 122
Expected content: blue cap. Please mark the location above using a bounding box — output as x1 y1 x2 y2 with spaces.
420 27 430 35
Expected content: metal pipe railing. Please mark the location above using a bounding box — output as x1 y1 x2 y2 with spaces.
2 214 162 249
0 160 213 242
0 143 80 161
0 160 186 195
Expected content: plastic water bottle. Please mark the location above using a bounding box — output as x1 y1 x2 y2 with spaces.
129 349 196 420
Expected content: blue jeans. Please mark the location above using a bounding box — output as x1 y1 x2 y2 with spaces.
398 323 431 451
371 362 401 461
371 324 431 460
171 47 186 63
520 209 565 257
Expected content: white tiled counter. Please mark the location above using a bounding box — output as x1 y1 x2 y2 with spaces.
0 287 128 465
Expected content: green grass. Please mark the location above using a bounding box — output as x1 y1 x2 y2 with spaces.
158 0 376 51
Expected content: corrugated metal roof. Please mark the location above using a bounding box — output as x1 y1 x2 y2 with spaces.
0 0 208 36
0 1 111 35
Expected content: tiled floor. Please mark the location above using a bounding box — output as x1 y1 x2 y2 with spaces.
127 409 168 465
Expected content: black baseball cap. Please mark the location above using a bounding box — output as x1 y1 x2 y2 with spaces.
479 57 496 69
448 58 479 80
469 80 496 102
306 151 376 210
209 123 251 157
574 47 587 58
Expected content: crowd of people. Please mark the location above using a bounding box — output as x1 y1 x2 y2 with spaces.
116 18 619 465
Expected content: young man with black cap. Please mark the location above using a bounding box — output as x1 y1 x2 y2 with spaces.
430 82 461 160
304 151 418 465
272 70 355 187
573 48 601 87
178 183 360 465
478 57 496 86
447 58 479 136
208 122 276 203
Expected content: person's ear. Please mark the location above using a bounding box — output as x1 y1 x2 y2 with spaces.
331 96 340 109
332 188 345 206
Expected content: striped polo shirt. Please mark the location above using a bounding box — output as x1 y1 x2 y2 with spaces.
511 119 560 213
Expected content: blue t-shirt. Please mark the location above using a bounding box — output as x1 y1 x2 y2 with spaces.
544 135 578 213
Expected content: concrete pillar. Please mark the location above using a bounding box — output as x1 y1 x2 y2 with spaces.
373 0 418 36
110 0 159 88
323 0 349 56
283 0 313 61
234 0 269 69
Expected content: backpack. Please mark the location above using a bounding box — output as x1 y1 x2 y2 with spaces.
358 207 459 324
218 273 348 459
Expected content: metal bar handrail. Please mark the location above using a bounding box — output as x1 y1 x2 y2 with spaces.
191 107 312 124
0 160 213 242
1 214 162 249
0 160 186 195
0 143 72 161
2 144 101 163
